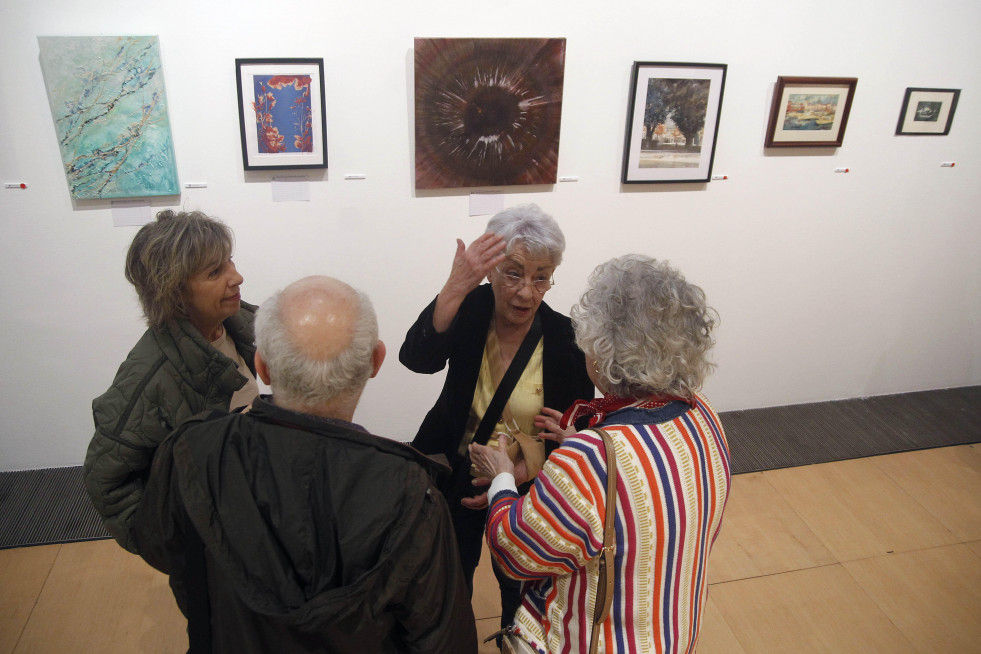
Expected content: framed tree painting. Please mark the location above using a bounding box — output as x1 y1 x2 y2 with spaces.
895 88 960 135
38 35 180 199
414 38 566 189
235 58 328 170
622 62 727 183
765 76 857 147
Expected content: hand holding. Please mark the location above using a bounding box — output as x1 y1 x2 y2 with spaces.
463 438 531 510
468 436 515 479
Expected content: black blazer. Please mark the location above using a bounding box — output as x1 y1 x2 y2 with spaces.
399 284 594 498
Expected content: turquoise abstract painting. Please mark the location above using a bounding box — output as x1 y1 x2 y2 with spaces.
38 36 179 199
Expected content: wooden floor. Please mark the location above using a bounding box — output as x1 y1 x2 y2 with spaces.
3 444 980 653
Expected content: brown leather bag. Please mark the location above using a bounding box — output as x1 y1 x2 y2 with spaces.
484 328 546 478
588 428 618 654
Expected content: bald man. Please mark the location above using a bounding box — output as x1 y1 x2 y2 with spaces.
134 276 477 654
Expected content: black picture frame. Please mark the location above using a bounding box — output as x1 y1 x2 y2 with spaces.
896 87 960 136
235 58 328 171
621 61 727 184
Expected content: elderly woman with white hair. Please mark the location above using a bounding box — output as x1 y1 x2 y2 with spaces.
470 255 730 654
400 204 594 635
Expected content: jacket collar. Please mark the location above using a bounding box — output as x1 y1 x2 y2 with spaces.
152 305 257 397
249 397 452 477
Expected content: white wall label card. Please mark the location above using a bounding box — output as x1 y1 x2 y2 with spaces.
469 192 503 217
272 176 311 202
111 199 152 226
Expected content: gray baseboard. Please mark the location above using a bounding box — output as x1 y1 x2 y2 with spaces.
2 385 978 549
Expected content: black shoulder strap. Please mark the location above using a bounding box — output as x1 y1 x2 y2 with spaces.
471 313 543 448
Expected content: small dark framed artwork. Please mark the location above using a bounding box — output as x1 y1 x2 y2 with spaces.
765 76 857 147
895 87 960 135
235 58 327 170
621 61 727 183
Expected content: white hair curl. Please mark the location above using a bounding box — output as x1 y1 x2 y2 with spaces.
571 255 718 400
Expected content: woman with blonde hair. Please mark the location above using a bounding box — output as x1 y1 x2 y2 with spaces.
86 210 259 554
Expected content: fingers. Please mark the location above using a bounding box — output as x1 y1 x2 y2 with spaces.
539 431 564 444
461 493 489 510
540 407 564 420
468 441 515 480
445 233 506 297
468 233 506 271
534 411 563 436
470 231 506 252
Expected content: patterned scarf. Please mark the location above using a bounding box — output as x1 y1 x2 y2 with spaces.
560 392 693 429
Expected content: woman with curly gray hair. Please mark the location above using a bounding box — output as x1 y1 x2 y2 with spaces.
85 210 260 554
470 255 730 654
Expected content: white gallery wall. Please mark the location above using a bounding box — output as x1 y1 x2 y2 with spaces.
1 0 979 471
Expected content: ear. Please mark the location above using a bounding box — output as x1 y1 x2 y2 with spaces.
370 340 386 378
254 349 272 385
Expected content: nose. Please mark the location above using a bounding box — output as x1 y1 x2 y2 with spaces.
229 261 244 287
515 281 535 299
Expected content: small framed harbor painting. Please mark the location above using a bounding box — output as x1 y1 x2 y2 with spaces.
235 58 328 171
621 61 727 183
895 87 960 135
765 76 857 148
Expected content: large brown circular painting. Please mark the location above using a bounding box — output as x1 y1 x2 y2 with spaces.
414 38 566 189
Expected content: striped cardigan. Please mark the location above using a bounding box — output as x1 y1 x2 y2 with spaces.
486 395 730 654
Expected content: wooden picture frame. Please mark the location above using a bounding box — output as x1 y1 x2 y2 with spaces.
622 61 727 183
765 76 857 148
235 58 328 171
895 87 960 135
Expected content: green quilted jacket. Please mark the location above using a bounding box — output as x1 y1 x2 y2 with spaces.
85 302 257 553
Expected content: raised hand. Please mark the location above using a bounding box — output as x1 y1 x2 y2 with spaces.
444 232 507 298
433 232 507 332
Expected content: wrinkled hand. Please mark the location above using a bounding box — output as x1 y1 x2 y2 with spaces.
444 233 507 298
534 407 577 445
460 446 529 509
469 437 514 479
432 233 507 334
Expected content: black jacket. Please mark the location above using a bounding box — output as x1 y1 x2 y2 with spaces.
399 284 594 500
134 397 477 654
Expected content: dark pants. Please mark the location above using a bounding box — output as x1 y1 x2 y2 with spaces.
449 497 521 632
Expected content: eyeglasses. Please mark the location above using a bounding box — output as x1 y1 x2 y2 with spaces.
495 266 555 294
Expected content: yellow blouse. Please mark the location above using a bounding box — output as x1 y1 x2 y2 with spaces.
459 326 544 458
